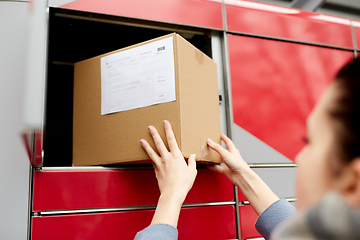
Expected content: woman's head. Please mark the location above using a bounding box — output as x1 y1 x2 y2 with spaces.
295 57 360 211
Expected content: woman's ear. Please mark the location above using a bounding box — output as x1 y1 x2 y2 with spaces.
339 157 360 207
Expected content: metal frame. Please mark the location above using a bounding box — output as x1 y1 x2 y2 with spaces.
34 201 236 217
220 1 241 238
240 198 296 206
27 164 34 240
289 0 326 11
211 30 228 150
40 166 154 171
39 164 296 171
350 21 358 57
248 163 297 168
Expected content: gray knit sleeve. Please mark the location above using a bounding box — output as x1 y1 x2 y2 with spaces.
134 223 178 240
255 199 296 240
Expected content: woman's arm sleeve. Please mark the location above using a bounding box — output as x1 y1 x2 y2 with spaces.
255 199 296 240
134 223 178 240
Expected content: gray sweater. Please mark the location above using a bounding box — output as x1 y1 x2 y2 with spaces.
135 223 178 240
255 199 296 239
134 199 295 240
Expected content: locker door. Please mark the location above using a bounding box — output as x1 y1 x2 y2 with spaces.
228 34 354 162
0 1 33 239
33 168 234 211
55 0 223 30
22 0 49 167
225 0 353 48
238 205 261 239
32 205 236 240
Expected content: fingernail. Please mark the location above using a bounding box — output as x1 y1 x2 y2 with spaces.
191 154 196 158
207 138 213 144
163 120 169 125
148 125 153 131
140 139 144 144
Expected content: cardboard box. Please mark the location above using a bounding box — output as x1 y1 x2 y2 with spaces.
73 33 221 166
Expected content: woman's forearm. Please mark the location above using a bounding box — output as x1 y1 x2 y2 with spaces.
151 194 183 228
236 167 279 215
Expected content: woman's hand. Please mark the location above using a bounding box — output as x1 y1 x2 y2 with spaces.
140 120 197 227
207 134 251 187
207 134 279 215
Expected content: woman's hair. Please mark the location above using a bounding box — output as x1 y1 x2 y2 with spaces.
330 57 360 163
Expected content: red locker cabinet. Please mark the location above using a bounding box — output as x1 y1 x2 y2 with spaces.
27 1 360 240
32 205 237 240
225 0 353 48
58 0 223 30
228 34 354 161
32 168 236 239
33 169 234 211
239 205 261 239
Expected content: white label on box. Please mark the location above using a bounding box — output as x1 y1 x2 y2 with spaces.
100 36 176 115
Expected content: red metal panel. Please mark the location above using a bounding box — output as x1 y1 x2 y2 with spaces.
239 205 261 239
178 205 236 239
229 34 354 161
352 21 360 50
32 205 236 240
59 0 223 30
33 168 233 211
225 0 353 48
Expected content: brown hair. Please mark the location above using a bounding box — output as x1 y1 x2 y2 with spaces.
330 57 360 163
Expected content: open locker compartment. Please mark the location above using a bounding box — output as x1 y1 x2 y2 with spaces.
43 8 213 167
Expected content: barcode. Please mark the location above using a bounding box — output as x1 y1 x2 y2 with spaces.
157 46 165 51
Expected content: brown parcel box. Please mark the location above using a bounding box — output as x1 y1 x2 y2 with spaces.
73 33 221 166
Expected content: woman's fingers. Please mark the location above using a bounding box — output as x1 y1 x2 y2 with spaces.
188 154 197 170
148 125 169 156
207 138 229 158
163 120 180 153
140 139 161 166
220 134 237 153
